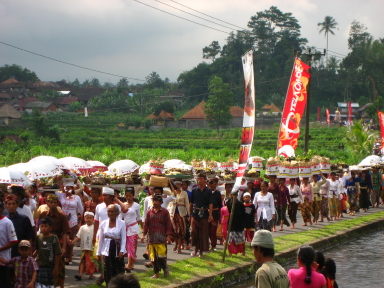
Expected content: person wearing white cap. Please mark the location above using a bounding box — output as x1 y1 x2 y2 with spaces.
93 186 123 286
251 230 289 288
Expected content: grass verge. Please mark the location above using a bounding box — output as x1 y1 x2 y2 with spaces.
85 210 384 288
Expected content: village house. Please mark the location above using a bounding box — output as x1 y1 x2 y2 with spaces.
52 97 79 110
23 102 58 113
176 101 244 129
146 110 175 125
0 103 22 125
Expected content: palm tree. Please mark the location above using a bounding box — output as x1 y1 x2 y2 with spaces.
318 16 338 63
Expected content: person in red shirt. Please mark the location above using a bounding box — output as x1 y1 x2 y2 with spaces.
143 194 172 279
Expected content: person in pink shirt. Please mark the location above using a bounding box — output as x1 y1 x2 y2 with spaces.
288 246 326 288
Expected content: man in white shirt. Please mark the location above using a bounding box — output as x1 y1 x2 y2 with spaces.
0 200 18 287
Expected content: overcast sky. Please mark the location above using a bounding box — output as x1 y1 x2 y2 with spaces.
1 0 382 85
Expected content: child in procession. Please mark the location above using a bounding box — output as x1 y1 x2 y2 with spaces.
0 240 39 288
243 192 256 243
34 217 62 288
72 211 96 281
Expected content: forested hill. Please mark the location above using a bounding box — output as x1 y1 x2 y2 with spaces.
177 6 384 115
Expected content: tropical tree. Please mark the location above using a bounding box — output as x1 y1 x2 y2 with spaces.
117 78 129 88
345 120 377 162
205 76 233 132
146 72 163 89
90 78 101 87
71 78 80 87
202 41 221 62
318 16 338 63
0 64 39 82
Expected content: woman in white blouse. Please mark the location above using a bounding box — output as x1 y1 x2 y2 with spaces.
120 188 143 272
287 178 303 229
97 204 126 286
56 178 84 263
252 181 275 232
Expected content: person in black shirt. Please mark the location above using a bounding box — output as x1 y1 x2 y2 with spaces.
207 178 222 251
242 192 256 243
189 174 213 258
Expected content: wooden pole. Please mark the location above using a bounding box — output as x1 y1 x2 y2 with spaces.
222 192 237 262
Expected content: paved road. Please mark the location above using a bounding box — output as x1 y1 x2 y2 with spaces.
64 206 384 287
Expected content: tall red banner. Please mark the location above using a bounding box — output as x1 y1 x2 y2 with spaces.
277 58 310 157
232 50 256 193
378 111 384 153
317 107 321 122
347 101 353 126
326 108 330 124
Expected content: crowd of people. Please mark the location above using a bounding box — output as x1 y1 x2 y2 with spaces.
0 165 381 288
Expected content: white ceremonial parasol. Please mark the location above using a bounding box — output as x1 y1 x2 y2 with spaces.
29 155 67 170
163 159 186 168
108 160 140 175
8 162 61 180
172 163 193 170
87 160 108 172
0 167 33 187
357 155 383 167
60 157 93 171
139 163 150 175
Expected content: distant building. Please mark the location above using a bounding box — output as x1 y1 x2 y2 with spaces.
261 104 282 113
332 102 360 120
358 103 373 119
146 110 175 125
179 101 244 120
0 92 10 103
0 103 22 125
23 102 58 113
52 97 79 110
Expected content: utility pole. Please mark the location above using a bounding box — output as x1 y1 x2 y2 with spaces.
294 49 326 153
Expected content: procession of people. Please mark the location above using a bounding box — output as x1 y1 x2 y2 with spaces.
0 156 383 288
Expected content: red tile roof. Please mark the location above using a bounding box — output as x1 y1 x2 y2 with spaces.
0 92 10 99
179 101 206 120
0 78 18 84
230 106 244 117
180 102 244 120
146 110 174 121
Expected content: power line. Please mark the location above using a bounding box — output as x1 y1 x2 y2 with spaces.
328 50 347 57
169 0 247 31
132 0 231 35
153 0 241 32
0 41 146 82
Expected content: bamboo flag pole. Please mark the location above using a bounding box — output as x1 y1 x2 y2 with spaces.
222 192 237 262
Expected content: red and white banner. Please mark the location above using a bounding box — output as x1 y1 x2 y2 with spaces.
232 50 255 192
347 101 353 126
317 107 321 122
277 58 311 157
326 108 331 124
378 111 384 153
